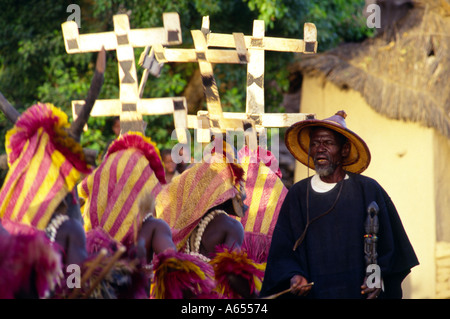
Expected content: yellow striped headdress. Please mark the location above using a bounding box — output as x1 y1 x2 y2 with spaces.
155 140 245 251
234 146 288 263
0 103 91 230
79 132 165 246
236 146 287 237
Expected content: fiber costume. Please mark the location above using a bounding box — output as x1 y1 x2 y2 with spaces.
76 132 165 298
155 152 244 251
0 227 62 299
0 103 91 229
236 146 288 263
80 132 165 249
78 132 212 299
155 140 264 298
151 249 217 299
0 102 93 298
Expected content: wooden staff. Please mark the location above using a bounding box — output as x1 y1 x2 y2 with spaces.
262 282 314 299
68 248 108 299
81 246 126 299
0 92 20 123
69 46 106 141
0 47 105 166
364 201 379 267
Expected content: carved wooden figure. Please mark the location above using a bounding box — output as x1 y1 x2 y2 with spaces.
364 201 380 266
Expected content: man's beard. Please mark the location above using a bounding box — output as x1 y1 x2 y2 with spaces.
314 156 338 177
315 165 335 177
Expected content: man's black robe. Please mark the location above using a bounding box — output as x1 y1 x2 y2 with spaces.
260 173 419 299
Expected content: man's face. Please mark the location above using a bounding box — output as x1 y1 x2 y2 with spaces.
309 128 348 177
112 119 121 137
162 154 177 174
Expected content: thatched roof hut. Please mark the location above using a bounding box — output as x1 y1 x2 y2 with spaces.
291 0 450 138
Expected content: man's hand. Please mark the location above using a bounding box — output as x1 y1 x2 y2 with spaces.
361 277 382 299
290 275 312 296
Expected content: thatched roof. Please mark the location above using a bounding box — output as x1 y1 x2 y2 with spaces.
292 0 450 138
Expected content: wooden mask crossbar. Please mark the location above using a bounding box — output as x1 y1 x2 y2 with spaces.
145 22 256 142
141 16 317 144
203 19 318 134
62 13 188 143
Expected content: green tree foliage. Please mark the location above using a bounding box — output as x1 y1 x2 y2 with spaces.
0 0 372 162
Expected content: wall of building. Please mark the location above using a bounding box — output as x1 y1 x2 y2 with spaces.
294 75 442 298
434 131 450 298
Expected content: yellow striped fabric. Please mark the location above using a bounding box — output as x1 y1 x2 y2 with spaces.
80 135 163 246
155 160 241 251
0 103 88 230
235 147 288 236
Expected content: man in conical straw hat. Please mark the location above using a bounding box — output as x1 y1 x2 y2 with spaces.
260 110 419 299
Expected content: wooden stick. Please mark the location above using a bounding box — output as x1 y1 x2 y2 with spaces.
0 91 20 124
68 248 108 299
69 46 106 141
0 154 7 170
262 282 314 299
81 246 126 299
79 249 108 287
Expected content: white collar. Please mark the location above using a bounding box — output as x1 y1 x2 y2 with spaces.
311 174 349 193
